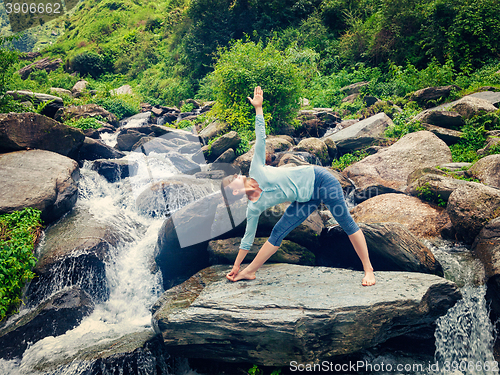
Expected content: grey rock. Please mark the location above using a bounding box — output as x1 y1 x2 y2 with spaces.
410 85 461 107
208 131 241 161
421 123 463 145
450 97 497 119
110 84 133 96
323 113 393 154
468 154 500 189
447 182 500 244
72 80 88 95
208 237 315 266
213 148 236 164
17 57 62 80
406 171 468 202
0 150 79 223
414 110 465 129
0 112 84 157
0 287 93 360
165 151 202 175
340 81 369 95
344 131 452 202
55 104 119 127
91 158 138 183
292 138 330 165
198 120 226 144
151 264 460 365
116 130 147 151
351 193 451 239
78 137 126 161
50 87 72 97
468 91 500 108
120 111 152 128
6 90 64 118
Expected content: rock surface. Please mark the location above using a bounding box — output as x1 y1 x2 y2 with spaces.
0 112 85 157
323 112 393 154
447 182 500 244
343 131 452 202
292 137 330 165
152 264 460 366
0 287 94 360
55 104 119 127
450 97 498 119
0 150 80 223
351 194 451 238
208 237 315 266
468 154 500 189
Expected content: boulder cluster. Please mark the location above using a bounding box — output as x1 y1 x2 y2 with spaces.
1 83 500 370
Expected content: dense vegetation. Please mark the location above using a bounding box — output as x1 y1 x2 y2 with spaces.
0 208 42 320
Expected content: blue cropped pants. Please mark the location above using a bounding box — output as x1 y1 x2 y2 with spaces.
268 166 359 247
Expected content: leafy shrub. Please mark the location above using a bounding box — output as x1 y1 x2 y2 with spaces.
72 51 113 79
415 182 446 207
65 117 104 130
208 40 303 135
0 36 23 113
384 102 424 139
0 208 42 320
89 97 139 120
450 118 488 162
331 149 369 171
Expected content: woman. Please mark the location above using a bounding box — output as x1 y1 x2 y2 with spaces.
222 86 376 286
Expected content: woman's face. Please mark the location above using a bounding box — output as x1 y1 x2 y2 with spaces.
227 174 246 196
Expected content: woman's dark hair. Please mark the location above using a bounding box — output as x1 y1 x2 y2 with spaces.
221 174 239 228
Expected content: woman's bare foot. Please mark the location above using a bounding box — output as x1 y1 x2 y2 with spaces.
362 271 376 286
228 267 256 282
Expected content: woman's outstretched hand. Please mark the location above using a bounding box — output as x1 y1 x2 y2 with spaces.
248 86 263 109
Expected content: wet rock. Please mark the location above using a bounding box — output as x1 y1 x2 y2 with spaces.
471 217 500 320
116 130 147 151
25 206 138 306
410 85 461 107
0 112 84 157
318 223 443 276
292 138 330 165
323 113 393 154
165 152 202 175
120 112 152 129
447 182 500 244
22 330 172 375
0 287 93 360
351 194 451 239
91 158 138 183
55 104 119 127
78 137 126 162
151 264 459 365
135 177 217 217
154 192 231 289
208 237 315 266
450 97 498 119
467 154 500 189
343 131 452 202
0 150 79 223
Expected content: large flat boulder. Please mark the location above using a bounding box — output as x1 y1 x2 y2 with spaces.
343 131 452 202
322 112 392 154
351 193 451 238
151 264 461 366
0 112 84 157
0 150 79 223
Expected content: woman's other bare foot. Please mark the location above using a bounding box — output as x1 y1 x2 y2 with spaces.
362 271 376 286
228 267 256 282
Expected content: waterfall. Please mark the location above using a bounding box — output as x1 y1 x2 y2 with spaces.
0 148 215 374
359 240 498 375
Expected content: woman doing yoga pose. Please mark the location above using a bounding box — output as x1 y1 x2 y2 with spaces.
221 86 376 286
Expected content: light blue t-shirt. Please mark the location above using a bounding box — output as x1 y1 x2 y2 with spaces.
239 115 315 250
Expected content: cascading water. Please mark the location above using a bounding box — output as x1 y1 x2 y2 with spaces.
361 240 498 375
0 148 216 374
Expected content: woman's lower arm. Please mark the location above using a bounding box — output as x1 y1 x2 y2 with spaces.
234 249 249 267
255 106 263 116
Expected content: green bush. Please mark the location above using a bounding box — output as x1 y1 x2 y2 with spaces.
0 36 23 113
384 101 424 139
208 40 304 135
72 51 113 79
89 97 139 120
331 149 369 171
450 118 488 162
65 117 105 130
0 208 42 321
